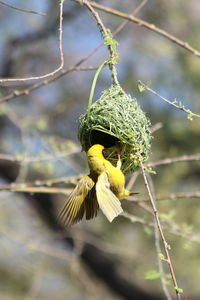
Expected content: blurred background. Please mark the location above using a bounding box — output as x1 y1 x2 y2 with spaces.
0 0 200 299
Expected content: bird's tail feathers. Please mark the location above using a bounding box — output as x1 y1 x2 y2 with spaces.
96 172 123 222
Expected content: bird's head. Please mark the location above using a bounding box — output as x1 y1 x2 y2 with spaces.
87 144 105 157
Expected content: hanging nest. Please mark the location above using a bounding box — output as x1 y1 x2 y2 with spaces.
78 84 152 175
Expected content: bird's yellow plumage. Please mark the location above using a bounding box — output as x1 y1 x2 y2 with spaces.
59 144 133 226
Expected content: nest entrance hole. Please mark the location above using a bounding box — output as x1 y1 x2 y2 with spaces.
89 130 119 148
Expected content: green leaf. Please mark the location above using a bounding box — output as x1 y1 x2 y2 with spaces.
143 225 152 237
138 83 146 92
187 110 193 121
144 270 160 280
160 210 175 221
158 253 165 261
174 286 184 293
145 167 157 174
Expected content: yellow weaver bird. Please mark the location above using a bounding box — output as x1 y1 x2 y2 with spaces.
59 144 134 226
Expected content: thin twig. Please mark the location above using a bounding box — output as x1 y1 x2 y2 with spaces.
0 66 97 103
0 0 147 102
164 219 200 244
147 173 172 300
112 0 149 36
128 192 200 202
2 180 200 246
147 153 200 168
122 209 200 245
138 80 200 119
155 192 200 201
73 0 200 58
82 0 148 85
121 211 151 225
0 184 72 195
5 174 82 188
0 148 80 163
0 0 64 83
82 0 107 37
82 0 149 86
126 171 140 191
81 0 118 85
0 0 46 16
151 122 163 133
154 223 172 300
140 162 182 300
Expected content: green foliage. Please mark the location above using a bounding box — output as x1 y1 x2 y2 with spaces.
143 225 152 237
174 286 184 293
186 109 194 121
138 83 146 93
160 210 176 221
103 30 120 65
138 81 151 92
158 253 167 261
144 270 160 280
145 167 157 174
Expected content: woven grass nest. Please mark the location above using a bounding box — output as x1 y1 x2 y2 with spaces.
78 84 152 175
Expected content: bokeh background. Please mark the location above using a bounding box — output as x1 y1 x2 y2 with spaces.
0 0 200 299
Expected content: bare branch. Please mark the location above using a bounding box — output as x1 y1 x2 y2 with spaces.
73 0 200 57
148 153 200 168
138 80 200 119
0 184 72 195
0 0 148 103
80 0 148 85
0 148 80 163
128 192 200 202
0 0 46 16
140 162 182 300
154 222 172 300
146 171 173 300
0 0 64 83
122 209 200 245
81 0 119 85
126 171 140 191
31 175 82 187
150 122 163 133
121 211 151 225
112 0 149 36
0 66 97 103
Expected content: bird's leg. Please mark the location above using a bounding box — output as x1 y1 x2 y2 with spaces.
116 142 122 169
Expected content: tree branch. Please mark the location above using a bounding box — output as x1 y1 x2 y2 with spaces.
0 0 46 16
148 154 200 168
0 66 96 103
0 0 64 83
72 0 200 57
140 162 182 300
128 192 200 202
138 80 200 119
0 0 148 102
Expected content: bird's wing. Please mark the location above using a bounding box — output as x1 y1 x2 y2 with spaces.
59 175 95 226
96 172 123 222
84 186 99 220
